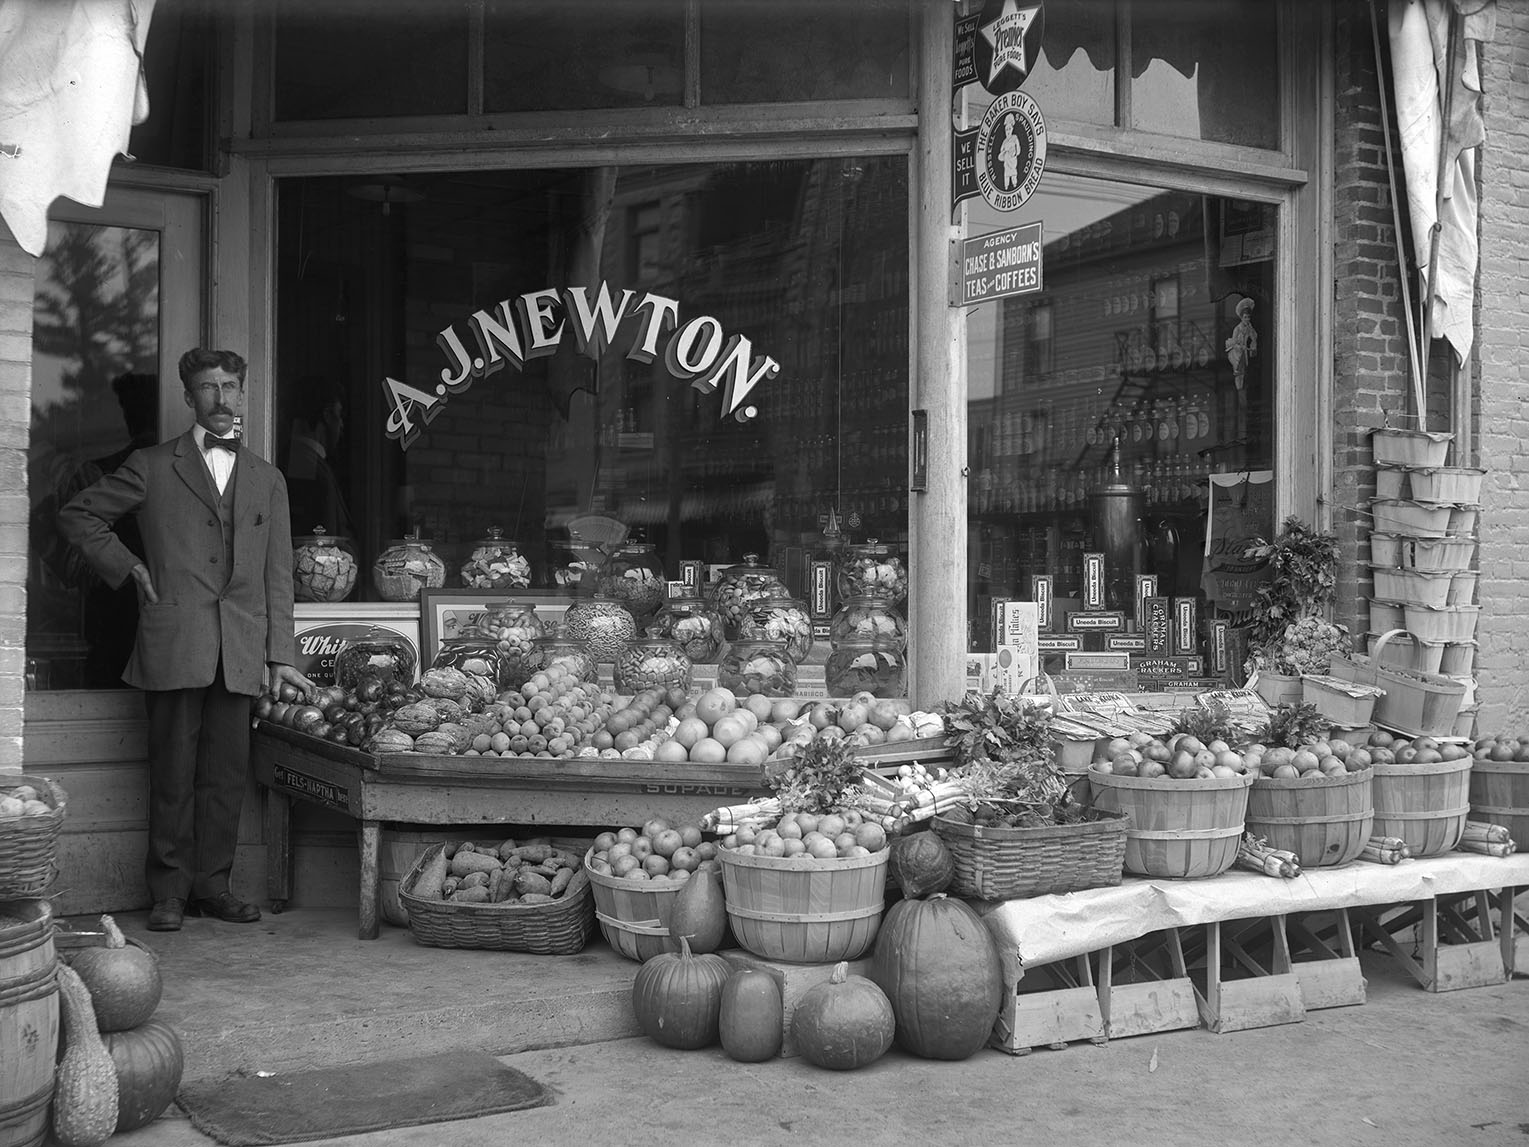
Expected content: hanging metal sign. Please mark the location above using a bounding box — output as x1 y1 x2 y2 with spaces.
958 221 1044 305
952 2 1048 214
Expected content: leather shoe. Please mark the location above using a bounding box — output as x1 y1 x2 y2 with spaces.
147 898 185 932
188 892 261 924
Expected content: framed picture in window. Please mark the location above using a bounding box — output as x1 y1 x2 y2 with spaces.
418 588 569 667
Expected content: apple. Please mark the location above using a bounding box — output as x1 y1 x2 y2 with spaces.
1169 750 1199 779
1139 761 1167 779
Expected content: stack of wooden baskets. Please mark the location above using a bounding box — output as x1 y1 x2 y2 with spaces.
930 802 1130 900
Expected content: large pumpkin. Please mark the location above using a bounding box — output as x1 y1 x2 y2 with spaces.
719 970 783 1062
869 894 1004 1060
631 937 731 1049
68 916 162 1033
791 962 895 1071
888 830 954 899
667 862 727 954
103 1021 184 1133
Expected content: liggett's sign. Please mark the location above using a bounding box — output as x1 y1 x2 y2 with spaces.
381 283 780 450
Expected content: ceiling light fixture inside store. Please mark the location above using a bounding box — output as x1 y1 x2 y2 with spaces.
598 42 681 103
348 177 425 216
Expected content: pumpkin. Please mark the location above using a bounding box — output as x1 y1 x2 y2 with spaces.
631 936 731 1049
51 963 120 1147
368 727 416 753
667 861 727 954
869 894 1004 1061
68 915 162 1033
720 970 783 1062
888 830 954 899
791 961 895 1071
103 1021 184 1133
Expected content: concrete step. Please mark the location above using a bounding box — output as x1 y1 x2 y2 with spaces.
62 907 642 1082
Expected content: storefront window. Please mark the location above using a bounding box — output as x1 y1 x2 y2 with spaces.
125 0 214 171
274 159 909 645
964 174 1277 681
25 225 162 690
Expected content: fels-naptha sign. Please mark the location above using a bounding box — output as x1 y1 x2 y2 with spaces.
382 283 780 449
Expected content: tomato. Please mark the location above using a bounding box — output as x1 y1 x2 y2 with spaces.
328 723 351 745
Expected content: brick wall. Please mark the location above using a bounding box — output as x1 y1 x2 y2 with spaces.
0 220 33 773
1475 0 1529 733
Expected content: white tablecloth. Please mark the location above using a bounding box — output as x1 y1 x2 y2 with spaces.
976 853 1529 968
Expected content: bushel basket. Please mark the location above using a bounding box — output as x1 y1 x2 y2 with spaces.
399 843 595 954
931 804 1129 900
584 848 685 962
0 776 66 899
718 846 888 964
1328 630 1466 737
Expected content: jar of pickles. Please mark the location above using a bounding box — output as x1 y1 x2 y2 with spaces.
525 629 598 684
371 532 447 602
826 638 906 698
292 526 358 603
647 588 726 664
709 554 790 639
481 601 546 688
596 542 666 623
614 637 693 695
739 594 814 664
563 594 637 662
836 538 908 606
431 635 508 690
717 638 797 697
830 595 908 651
460 526 531 590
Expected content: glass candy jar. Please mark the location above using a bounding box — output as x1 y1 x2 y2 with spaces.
292 526 357 603
596 542 666 622
709 554 789 639
563 594 637 662
826 638 907 699
647 588 726 664
830 595 908 651
717 638 797 697
431 634 507 690
482 601 545 689
371 532 446 602
836 538 908 606
614 637 693 695
333 627 418 692
739 594 814 664
525 629 597 684
459 526 531 590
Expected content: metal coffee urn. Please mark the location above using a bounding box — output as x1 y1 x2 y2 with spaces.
1088 437 1145 611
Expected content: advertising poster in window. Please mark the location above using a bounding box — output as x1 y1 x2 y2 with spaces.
1201 470 1274 619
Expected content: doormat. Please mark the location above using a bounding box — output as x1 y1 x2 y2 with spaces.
176 1050 552 1146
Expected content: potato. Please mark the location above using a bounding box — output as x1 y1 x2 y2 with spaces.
450 850 502 878
0 797 24 817
513 870 552 897
21 801 50 816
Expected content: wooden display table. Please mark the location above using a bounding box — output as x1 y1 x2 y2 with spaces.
252 723 767 939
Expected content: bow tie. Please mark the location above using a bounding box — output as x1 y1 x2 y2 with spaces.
204 436 240 454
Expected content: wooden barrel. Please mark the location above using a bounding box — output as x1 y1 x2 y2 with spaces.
1088 770 1256 879
1371 759 1472 857
1246 768 1374 868
1468 760 1529 852
583 851 684 962
0 900 59 1147
718 847 889 964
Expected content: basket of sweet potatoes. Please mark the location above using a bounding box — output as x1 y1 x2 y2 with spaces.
399 838 595 953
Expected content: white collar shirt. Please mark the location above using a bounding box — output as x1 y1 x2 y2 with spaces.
192 424 238 495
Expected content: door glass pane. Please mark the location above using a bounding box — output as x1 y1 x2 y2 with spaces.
274 160 909 666
964 175 1277 684
26 224 162 689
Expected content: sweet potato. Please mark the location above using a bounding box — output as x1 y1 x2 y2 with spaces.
509 844 552 863
487 868 505 903
442 841 460 860
450 850 502 878
460 870 489 889
514 870 552 897
450 886 491 903
549 868 573 897
519 893 555 904
412 847 449 900
495 838 518 858
441 877 460 899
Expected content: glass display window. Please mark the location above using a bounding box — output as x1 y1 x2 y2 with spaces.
274 159 910 641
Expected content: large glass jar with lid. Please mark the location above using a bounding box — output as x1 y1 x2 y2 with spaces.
481 601 545 689
563 594 637 662
431 634 508 691
835 538 908 606
826 638 907 698
614 636 693 695
647 588 726 664
292 526 358 603
459 526 531 590
524 629 597 684
717 638 797 697
830 595 908 651
371 531 447 602
709 553 789 639
596 542 666 623
332 627 418 692
738 594 814 664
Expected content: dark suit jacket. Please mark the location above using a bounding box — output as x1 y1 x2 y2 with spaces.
58 429 298 695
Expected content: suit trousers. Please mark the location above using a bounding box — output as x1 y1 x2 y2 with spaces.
142 665 252 902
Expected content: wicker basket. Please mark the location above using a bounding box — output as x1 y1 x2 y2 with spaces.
0 776 67 899
399 843 595 953
931 805 1130 901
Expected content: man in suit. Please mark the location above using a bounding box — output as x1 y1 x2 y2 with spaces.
59 348 316 932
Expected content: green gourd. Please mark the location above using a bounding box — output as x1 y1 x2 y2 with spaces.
631 936 731 1049
888 830 954 899
790 962 895 1070
667 861 727 954
68 915 162 1032
719 970 783 1062
103 1020 185 1132
51 963 120 1147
